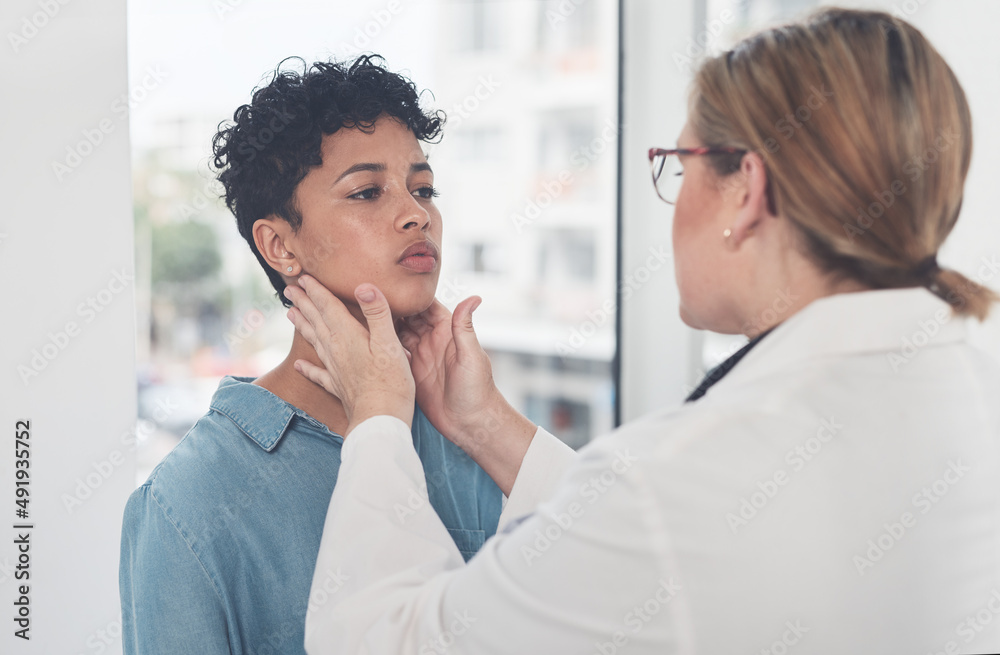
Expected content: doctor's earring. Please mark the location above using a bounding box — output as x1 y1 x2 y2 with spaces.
286 266 294 273
723 226 754 242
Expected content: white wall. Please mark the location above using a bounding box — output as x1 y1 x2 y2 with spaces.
621 0 756 418
0 1 134 653
620 0 703 422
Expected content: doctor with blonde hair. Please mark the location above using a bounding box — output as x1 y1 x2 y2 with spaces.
285 7 1000 653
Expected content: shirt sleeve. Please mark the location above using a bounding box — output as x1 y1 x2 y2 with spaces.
304 416 680 655
120 485 234 655
497 426 579 533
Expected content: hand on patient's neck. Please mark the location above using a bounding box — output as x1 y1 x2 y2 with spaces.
253 330 353 437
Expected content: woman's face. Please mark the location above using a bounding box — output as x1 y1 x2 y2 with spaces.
286 116 442 319
670 122 738 332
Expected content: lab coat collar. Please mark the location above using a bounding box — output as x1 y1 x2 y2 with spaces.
711 288 967 396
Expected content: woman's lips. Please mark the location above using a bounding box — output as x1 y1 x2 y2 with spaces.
398 241 439 273
399 255 437 273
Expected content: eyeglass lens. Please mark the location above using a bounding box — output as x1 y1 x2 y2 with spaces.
652 153 684 203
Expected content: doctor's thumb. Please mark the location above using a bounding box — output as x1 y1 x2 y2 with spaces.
354 284 395 342
452 296 484 357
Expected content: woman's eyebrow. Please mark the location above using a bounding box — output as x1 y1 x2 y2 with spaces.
334 162 385 184
411 162 433 175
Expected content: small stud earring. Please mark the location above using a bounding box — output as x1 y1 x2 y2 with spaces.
286 266 293 273
723 228 732 239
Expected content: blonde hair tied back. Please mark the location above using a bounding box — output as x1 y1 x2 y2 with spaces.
691 7 998 320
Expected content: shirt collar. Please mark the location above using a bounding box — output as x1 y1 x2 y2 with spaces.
209 376 341 452
714 288 967 395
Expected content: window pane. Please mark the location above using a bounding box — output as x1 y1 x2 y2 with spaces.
431 0 619 448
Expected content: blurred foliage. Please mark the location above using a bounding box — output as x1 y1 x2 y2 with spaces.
151 221 222 286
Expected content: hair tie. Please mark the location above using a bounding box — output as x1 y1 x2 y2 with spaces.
913 255 940 280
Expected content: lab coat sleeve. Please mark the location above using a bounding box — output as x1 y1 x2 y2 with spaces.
305 416 679 655
497 425 578 533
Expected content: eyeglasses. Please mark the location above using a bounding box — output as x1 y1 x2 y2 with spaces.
648 146 747 204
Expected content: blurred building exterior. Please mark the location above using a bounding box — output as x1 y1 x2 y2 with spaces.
426 0 619 448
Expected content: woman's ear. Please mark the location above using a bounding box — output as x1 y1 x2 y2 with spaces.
726 151 773 247
253 216 300 277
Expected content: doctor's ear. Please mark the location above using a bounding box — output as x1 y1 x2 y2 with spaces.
253 216 300 277
723 151 774 246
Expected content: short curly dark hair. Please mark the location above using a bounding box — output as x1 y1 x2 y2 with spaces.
212 55 445 306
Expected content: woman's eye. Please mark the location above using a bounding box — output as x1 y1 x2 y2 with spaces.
413 185 440 200
350 186 381 200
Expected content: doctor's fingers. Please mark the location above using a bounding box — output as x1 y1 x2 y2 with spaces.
353 284 407 356
284 276 358 341
293 358 341 398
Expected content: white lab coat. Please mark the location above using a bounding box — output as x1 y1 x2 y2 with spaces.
304 288 1000 654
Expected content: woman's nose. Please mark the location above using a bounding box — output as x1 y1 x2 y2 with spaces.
396 192 431 232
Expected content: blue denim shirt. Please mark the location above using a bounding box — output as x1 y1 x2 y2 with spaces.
119 376 503 654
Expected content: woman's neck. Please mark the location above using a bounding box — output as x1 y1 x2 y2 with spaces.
252 329 351 437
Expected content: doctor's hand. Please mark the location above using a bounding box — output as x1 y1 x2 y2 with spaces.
399 297 536 495
284 277 415 434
